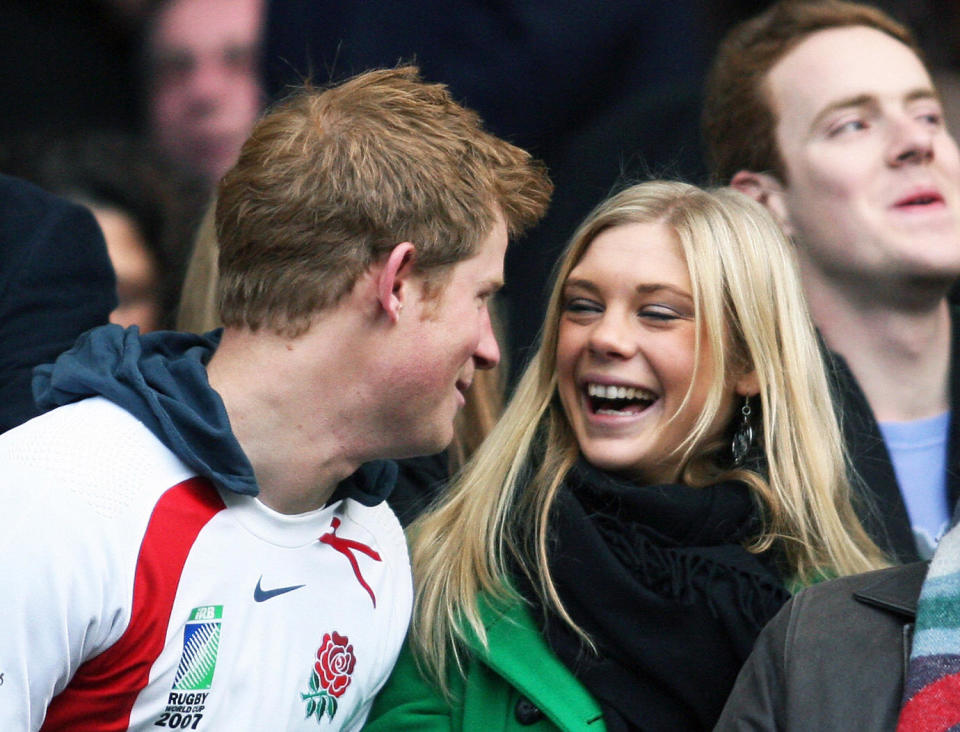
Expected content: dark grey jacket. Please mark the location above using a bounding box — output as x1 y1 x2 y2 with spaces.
714 562 928 731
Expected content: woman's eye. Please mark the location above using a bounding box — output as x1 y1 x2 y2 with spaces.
639 306 681 321
564 297 602 314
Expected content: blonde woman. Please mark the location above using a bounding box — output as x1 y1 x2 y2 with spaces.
365 181 886 731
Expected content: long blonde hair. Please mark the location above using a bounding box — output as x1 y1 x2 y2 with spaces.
176 199 220 334
409 181 886 693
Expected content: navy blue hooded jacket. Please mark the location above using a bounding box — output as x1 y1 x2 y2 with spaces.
33 324 396 504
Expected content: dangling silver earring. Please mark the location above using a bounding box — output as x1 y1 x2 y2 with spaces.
731 397 754 466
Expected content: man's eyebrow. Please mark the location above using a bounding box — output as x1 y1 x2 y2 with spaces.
809 93 876 132
809 88 941 133
904 88 941 105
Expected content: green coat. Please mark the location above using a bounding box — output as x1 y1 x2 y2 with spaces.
364 598 606 731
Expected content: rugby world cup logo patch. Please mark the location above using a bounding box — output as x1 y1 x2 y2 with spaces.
153 605 221 728
301 631 356 724
174 605 222 690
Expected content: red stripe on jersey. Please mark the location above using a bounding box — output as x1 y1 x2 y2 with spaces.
41 477 225 731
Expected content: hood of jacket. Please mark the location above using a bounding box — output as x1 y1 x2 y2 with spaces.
32 324 396 504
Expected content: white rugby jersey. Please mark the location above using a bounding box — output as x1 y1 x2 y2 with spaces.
0 397 412 731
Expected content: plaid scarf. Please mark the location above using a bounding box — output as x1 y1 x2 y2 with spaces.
898 525 960 730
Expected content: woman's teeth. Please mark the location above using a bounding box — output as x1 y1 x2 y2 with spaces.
585 382 655 414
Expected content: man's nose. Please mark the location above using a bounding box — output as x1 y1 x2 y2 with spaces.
888 115 935 167
473 308 500 370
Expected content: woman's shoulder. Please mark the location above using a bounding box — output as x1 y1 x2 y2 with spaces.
364 594 532 729
365 593 605 731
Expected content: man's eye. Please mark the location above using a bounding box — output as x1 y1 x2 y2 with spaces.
829 119 866 136
477 291 497 309
224 44 256 73
156 54 194 82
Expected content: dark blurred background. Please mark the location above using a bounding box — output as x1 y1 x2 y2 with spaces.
0 0 950 377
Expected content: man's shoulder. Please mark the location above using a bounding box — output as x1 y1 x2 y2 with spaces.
2 396 172 459
849 561 927 615
717 566 919 731
0 397 195 516
793 563 925 620
338 497 410 571
7 394 139 428
770 563 925 666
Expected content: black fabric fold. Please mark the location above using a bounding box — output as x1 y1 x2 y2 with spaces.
529 459 789 731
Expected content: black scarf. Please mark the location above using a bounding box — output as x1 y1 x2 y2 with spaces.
527 459 790 731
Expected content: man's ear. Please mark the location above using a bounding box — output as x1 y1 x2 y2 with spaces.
730 169 794 237
376 242 416 323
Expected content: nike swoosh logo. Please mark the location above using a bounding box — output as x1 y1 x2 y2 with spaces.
254 576 306 602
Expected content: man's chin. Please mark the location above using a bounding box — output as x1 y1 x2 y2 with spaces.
391 428 455 462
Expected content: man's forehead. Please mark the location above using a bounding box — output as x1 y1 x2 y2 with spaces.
443 227 507 296
153 0 261 51
767 26 933 122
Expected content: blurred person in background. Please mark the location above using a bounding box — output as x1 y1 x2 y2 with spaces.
1 131 189 332
144 0 265 188
0 174 115 434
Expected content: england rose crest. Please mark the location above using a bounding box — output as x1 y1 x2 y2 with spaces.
301 632 356 723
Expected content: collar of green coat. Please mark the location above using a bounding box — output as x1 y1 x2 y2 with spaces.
465 595 605 728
